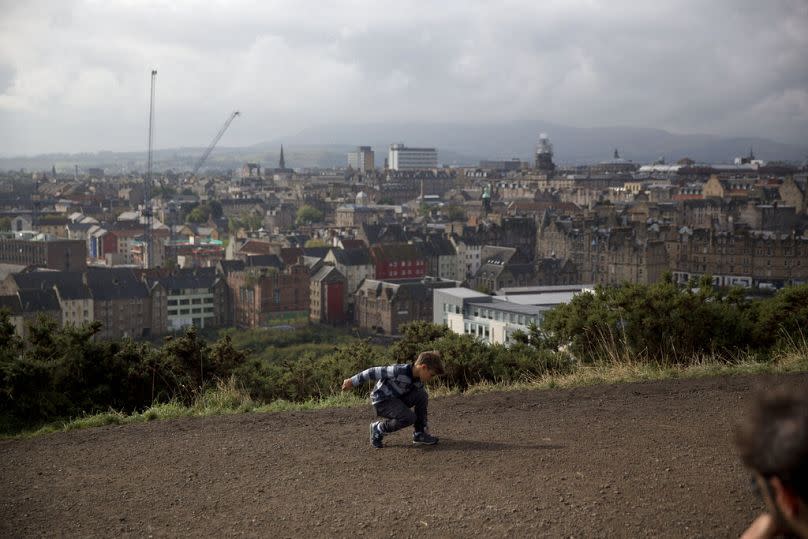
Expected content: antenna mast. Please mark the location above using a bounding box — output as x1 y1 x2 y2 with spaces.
144 69 157 268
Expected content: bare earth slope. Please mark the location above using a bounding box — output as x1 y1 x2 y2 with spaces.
2 373 806 538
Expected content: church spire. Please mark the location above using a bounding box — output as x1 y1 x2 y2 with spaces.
279 145 286 170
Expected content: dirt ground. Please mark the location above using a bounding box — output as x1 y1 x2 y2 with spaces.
2 372 806 538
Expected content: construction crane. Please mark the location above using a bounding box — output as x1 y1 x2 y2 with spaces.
191 111 240 176
144 69 157 268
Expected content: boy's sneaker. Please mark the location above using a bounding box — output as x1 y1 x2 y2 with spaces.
413 431 439 445
369 421 384 449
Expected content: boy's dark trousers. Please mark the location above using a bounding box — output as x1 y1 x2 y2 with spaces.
374 387 428 434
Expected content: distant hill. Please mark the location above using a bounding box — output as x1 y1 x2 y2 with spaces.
256 121 808 166
2 121 805 172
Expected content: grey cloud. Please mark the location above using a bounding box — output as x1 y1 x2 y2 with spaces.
0 0 806 155
0 64 14 93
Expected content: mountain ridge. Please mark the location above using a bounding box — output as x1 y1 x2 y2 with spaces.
2 121 805 171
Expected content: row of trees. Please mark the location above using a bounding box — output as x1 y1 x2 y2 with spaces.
1 281 806 431
536 277 808 363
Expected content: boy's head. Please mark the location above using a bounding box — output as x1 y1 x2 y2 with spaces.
414 350 445 382
735 386 808 537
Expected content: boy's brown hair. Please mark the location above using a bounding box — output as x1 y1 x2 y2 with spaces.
735 386 808 500
415 350 445 375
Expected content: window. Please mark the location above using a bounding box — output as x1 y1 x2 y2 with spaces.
274 288 281 304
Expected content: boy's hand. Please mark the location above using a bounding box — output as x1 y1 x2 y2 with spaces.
341 378 353 391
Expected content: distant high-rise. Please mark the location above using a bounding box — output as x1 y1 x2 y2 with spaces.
388 143 438 171
535 134 555 172
348 146 375 172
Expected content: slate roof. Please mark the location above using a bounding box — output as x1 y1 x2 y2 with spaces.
339 239 366 250
424 236 456 257
18 288 60 312
303 246 331 259
85 267 149 300
10 270 84 292
354 278 452 302
329 247 372 266
217 259 245 275
155 267 217 291
369 243 424 264
239 240 275 255
480 246 517 266
54 278 92 300
245 254 284 269
66 222 94 232
362 223 409 244
311 264 345 283
279 247 303 266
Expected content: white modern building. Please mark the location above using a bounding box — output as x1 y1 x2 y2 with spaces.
434 285 590 346
388 143 438 171
433 288 544 346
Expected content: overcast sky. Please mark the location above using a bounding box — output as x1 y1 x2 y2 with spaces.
0 0 806 156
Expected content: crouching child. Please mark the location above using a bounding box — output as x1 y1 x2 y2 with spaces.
342 350 445 449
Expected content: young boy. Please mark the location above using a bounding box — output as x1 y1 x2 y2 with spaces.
342 350 445 449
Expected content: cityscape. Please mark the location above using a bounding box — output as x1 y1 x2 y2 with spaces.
1 133 806 342
2 2 808 537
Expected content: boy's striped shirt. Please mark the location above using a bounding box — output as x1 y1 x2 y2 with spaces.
350 364 424 404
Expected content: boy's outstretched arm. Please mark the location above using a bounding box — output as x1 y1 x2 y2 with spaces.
342 365 399 392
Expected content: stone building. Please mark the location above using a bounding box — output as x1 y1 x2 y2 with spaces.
0 237 86 271
227 263 309 328
353 278 457 335
310 264 347 324
471 246 537 292
671 228 808 288
778 176 807 215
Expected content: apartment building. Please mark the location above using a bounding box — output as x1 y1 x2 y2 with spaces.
347 146 375 173
388 144 438 171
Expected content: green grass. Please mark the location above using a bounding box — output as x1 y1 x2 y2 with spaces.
7 344 807 440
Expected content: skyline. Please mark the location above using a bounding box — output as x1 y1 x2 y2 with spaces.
1 0 807 157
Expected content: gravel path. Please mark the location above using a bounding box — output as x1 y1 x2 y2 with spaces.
2 372 805 538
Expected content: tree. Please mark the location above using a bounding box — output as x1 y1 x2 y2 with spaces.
0 217 11 231
208 200 223 220
296 205 323 225
305 238 328 248
186 204 210 224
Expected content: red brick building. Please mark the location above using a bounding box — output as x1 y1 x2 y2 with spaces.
227 263 309 328
370 243 426 280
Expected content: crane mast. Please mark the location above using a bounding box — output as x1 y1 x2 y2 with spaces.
192 111 240 176
144 69 157 268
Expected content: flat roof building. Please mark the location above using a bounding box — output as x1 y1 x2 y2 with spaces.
434 286 589 346
388 143 438 171
348 146 375 173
